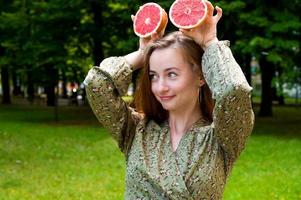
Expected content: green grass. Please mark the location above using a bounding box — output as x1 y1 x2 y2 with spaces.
0 105 301 199
252 95 301 105
224 106 301 200
0 105 125 200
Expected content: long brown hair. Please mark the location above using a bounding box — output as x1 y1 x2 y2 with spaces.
134 31 214 124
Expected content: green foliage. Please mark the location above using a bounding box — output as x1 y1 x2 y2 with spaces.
0 0 93 91
0 0 300 99
216 0 301 94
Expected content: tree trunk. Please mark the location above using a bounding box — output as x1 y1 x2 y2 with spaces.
12 70 22 96
45 66 58 106
90 0 104 65
62 70 68 98
278 94 285 105
259 56 274 116
1 66 11 104
236 54 252 85
272 87 285 105
277 68 285 105
45 85 56 106
244 55 252 86
26 70 35 104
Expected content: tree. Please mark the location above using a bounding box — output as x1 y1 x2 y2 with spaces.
0 0 93 106
0 0 13 104
218 0 301 116
1 0 300 111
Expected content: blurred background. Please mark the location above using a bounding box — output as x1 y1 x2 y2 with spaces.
0 0 300 199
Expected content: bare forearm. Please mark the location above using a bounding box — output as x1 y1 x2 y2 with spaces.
124 49 144 70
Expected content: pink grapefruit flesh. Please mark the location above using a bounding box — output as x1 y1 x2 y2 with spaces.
134 3 168 38
169 0 207 29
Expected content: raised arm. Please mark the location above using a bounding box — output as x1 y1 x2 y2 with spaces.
84 56 141 155
202 41 254 161
180 1 254 163
84 14 166 155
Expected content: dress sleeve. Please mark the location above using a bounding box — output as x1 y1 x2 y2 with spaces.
202 41 255 162
83 57 141 155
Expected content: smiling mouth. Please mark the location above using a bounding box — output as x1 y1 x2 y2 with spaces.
159 95 175 101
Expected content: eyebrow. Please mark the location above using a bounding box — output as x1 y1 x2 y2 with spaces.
149 67 180 73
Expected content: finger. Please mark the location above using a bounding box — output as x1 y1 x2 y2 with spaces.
131 14 135 22
160 20 168 36
179 28 189 33
179 28 189 35
150 32 159 41
214 6 223 22
158 25 167 38
158 29 165 38
179 28 193 38
205 0 214 17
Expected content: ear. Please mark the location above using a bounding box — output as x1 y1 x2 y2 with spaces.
199 79 205 87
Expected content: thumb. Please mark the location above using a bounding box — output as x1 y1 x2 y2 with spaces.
131 14 135 22
150 31 159 41
214 6 222 22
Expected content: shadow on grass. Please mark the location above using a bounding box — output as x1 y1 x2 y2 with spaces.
0 104 99 126
1 104 300 139
0 105 111 145
253 106 301 140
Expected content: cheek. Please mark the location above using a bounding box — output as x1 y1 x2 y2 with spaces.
151 82 157 95
180 80 199 94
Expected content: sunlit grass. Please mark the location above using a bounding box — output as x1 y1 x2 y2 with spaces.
0 105 300 199
224 106 301 200
0 105 125 200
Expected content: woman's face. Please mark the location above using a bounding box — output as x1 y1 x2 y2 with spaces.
149 47 201 113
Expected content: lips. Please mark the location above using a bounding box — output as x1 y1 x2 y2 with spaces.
159 95 176 101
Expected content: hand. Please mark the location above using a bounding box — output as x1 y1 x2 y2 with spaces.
131 15 166 51
180 1 222 50
126 15 166 70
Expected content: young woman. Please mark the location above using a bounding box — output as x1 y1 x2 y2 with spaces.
84 1 254 199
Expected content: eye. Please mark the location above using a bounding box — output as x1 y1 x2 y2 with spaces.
149 73 158 81
168 72 178 78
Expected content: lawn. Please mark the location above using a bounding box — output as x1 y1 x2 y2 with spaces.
0 104 300 199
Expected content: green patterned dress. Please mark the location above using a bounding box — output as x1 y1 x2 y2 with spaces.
84 41 254 199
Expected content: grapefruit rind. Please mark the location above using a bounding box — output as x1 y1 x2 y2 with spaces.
169 0 208 29
133 3 168 38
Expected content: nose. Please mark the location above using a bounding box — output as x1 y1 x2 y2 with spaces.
157 78 169 93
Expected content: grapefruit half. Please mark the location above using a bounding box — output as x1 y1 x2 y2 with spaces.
169 0 208 29
133 3 168 38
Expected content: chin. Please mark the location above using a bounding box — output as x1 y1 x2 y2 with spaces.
161 104 176 111
158 98 177 111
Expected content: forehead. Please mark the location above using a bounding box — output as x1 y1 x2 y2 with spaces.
149 48 187 72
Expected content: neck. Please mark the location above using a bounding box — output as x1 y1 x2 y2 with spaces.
168 103 202 136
